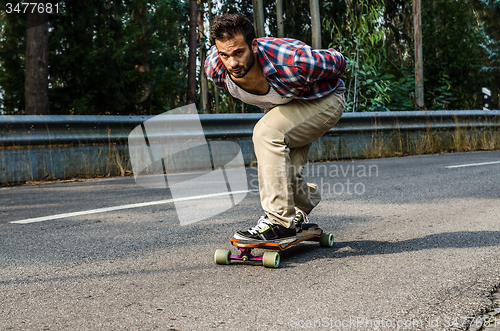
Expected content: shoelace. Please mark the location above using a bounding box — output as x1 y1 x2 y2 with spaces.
247 216 272 235
295 208 309 224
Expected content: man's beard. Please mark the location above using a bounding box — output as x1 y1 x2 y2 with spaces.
228 52 255 79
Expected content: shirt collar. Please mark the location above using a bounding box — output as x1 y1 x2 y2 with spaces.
257 41 277 77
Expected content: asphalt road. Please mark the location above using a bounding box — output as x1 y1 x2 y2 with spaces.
1 151 500 331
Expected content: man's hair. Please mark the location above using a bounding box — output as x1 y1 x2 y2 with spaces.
210 14 256 47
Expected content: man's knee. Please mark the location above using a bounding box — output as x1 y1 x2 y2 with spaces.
252 118 284 146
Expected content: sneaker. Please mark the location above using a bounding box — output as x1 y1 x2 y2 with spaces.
294 208 310 229
234 216 296 243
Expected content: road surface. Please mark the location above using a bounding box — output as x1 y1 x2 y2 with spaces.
1 151 500 330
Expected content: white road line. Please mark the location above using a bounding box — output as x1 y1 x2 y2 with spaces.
446 161 500 169
10 189 256 224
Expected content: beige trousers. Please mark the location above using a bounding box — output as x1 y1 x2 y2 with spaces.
252 92 345 228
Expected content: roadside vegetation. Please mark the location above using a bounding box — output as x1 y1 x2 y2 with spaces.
0 0 499 115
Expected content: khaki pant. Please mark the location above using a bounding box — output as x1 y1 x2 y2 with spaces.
252 92 345 227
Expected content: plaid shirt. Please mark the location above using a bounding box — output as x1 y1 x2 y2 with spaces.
204 37 346 100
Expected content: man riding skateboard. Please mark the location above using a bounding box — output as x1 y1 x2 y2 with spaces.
205 14 346 244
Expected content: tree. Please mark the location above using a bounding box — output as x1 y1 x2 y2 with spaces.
1 0 498 114
422 0 484 109
132 0 151 113
0 3 26 114
198 0 209 112
187 0 197 105
47 0 189 115
413 0 424 109
473 0 500 108
327 0 395 112
25 1 49 115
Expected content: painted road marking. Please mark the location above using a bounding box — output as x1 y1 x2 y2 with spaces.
446 161 500 169
10 189 257 224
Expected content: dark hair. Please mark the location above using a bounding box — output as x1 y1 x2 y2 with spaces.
210 14 256 47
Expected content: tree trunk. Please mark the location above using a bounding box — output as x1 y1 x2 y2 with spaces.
413 0 425 109
207 0 218 113
198 0 209 112
133 0 150 114
252 0 265 38
229 95 235 113
276 0 284 38
25 2 49 115
310 0 321 49
187 0 198 105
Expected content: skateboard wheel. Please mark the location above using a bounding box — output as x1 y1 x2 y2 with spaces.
214 249 231 265
319 233 334 247
262 252 280 268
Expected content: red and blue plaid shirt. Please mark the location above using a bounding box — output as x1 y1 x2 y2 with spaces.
204 37 346 100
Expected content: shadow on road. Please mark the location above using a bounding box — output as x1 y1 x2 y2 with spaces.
333 231 500 257
274 231 500 266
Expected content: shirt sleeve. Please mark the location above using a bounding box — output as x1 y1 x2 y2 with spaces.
204 45 228 90
293 45 346 84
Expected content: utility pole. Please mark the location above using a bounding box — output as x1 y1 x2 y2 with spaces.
413 0 424 109
252 0 265 38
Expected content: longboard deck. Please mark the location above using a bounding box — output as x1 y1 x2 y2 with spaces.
230 223 323 250
215 223 334 267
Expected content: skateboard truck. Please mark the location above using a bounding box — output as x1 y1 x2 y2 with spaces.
216 247 280 268
232 248 262 262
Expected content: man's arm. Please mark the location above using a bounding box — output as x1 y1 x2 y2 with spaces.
293 45 346 84
204 45 228 90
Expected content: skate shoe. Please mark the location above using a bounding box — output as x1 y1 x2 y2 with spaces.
233 216 296 244
294 208 310 230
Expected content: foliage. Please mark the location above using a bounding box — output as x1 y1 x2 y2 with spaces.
480 30 500 74
385 69 414 112
476 1 500 78
325 0 496 111
0 0 189 115
0 0 499 114
0 6 26 113
427 73 457 110
327 0 399 112
421 0 486 110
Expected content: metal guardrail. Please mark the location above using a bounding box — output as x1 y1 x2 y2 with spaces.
0 114 263 146
1 110 499 147
334 110 500 133
1 110 499 184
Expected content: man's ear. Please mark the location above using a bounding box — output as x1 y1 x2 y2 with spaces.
251 39 258 53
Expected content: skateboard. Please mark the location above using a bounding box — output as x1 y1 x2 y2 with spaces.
214 224 334 268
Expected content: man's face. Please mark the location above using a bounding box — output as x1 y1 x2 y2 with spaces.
215 34 257 79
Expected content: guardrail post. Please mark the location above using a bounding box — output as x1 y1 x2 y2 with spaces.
483 87 492 111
